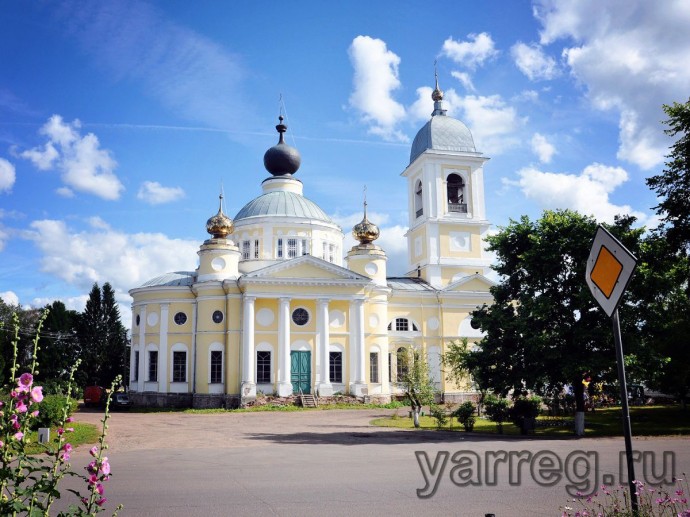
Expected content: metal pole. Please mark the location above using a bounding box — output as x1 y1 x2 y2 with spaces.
612 308 638 514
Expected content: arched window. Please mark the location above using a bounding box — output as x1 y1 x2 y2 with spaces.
387 318 419 332
447 174 467 213
414 180 423 218
396 347 409 381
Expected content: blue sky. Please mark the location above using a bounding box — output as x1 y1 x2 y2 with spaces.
1 1 688 326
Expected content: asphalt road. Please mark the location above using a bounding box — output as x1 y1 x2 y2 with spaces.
55 409 690 516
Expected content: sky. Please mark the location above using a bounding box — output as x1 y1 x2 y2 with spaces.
1 0 689 328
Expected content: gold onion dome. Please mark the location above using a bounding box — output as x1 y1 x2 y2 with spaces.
206 194 233 238
352 199 379 245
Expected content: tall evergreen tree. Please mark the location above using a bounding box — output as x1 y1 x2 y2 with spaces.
76 282 128 387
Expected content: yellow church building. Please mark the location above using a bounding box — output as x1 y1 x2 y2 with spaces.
128 83 495 407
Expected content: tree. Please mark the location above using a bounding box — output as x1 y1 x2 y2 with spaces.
38 301 80 383
632 234 690 406
468 210 644 435
646 99 690 254
397 348 436 428
76 283 129 387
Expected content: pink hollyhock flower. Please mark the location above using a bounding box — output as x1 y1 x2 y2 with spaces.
86 460 98 474
81 497 88 505
88 474 98 485
100 458 111 476
31 410 39 417
15 400 28 413
66 427 74 432
31 386 43 403
57 428 64 436
10 390 18 399
89 446 98 457
63 443 73 453
96 483 105 495
62 452 71 461
12 420 21 431
0 401 4 408
96 498 107 507
0 440 4 447
14 432 24 441
66 416 74 423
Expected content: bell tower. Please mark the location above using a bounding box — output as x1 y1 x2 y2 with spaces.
402 76 492 288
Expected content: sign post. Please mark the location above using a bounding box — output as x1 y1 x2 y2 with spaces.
585 225 638 514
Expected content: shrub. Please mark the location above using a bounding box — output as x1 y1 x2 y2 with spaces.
510 395 542 434
454 401 477 431
33 394 78 430
429 404 448 429
483 393 510 434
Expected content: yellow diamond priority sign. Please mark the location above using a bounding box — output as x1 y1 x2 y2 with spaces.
586 226 637 317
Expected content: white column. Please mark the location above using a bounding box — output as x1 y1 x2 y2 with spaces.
137 306 146 392
317 299 333 396
277 297 293 397
241 295 257 400
159 303 169 393
352 299 367 397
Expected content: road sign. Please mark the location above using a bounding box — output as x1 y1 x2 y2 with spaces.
585 225 637 317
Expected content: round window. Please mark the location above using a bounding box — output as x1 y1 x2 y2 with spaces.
292 308 309 326
135 314 140 326
174 312 187 325
212 310 224 324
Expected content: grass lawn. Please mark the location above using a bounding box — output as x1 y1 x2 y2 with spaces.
371 405 690 437
23 422 101 454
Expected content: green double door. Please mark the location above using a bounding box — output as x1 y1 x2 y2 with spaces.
290 351 311 394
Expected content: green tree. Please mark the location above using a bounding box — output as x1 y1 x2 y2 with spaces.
632 234 690 405
38 301 80 384
469 210 644 435
76 282 129 387
397 348 436 428
646 99 690 254
0 300 41 382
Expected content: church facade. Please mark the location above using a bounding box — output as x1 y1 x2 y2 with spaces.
128 83 495 407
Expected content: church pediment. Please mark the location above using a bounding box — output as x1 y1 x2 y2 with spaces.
242 255 370 283
443 273 495 293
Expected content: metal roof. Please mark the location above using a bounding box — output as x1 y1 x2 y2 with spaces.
139 271 195 288
410 115 476 164
387 277 437 292
234 191 335 224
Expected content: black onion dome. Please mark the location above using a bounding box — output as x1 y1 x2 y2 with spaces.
263 116 301 176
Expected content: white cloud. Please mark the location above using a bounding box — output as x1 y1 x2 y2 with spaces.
0 290 19 306
348 36 407 142
533 0 690 169
22 219 200 313
531 133 557 163
442 33 498 69
137 181 185 205
0 158 16 192
455 95 525 154
511 42 559 80
56 186 75 198
21 115 125 200
409 88 524 154
451 71 475 92
514 90 540 103
408 87 435 123
332 211 408 275
509 162 647 223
